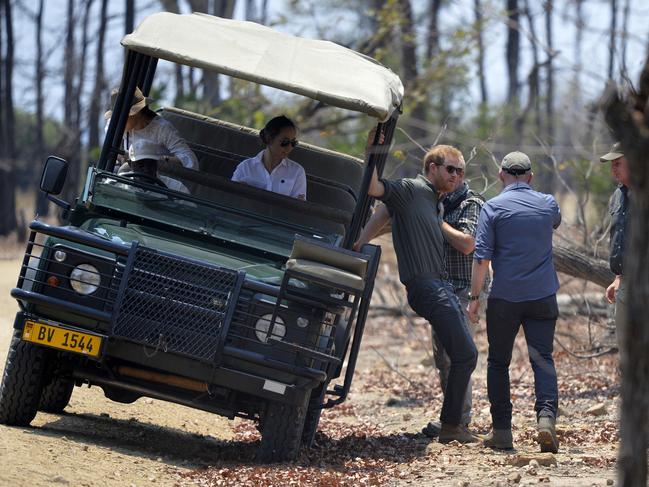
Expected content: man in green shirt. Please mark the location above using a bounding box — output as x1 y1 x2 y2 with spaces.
362 142 479 443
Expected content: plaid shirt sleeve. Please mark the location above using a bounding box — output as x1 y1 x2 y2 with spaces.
456 198 482 237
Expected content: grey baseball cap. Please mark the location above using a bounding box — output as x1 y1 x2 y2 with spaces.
501 151 532 173
599 142 624 162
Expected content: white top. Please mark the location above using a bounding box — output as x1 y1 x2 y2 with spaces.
231 151 307 199
128 116 198 170
122 13 404 122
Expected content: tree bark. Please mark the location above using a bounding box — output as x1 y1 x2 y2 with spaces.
426 0 442 61
541 0 556 193
125 0 134 35
603 66 649 487
397 0 428 148
34 0 49 217
505 0 520 107
474 0 488 105
159 0 185 103
88 0 108 152
552 243 614 289
0 0 17 236
608 0 617 81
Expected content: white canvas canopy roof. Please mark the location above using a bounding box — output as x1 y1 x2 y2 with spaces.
122 12 404 121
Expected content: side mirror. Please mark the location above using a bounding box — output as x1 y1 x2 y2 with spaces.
40 156 68 195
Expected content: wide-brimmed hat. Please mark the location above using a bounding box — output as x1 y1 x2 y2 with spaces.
501 151 532 174
104 87 148 120
599 142 624 162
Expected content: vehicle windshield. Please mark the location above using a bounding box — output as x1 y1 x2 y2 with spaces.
90 171 339 257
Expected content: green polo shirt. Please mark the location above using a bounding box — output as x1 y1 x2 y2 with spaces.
379 174 446 285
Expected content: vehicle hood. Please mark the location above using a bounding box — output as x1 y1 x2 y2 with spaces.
81 218 285 284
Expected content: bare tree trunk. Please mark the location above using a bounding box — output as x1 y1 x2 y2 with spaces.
474 0 488 105
125 0 134 34
88 0 108 152
603 65 649 487
519 1 540 136
505 0 520 107
426 0 442 61
542 0 556 193
159 0 185 103
260 0 268 24
76 0 94 153
608 0 617 81
0 0 17 236
553 243 614 289
397 0 428 148
620 0 630 78
34 0 49 217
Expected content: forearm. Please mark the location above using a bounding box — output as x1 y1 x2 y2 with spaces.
357 204 390 246
441 221 475 255
469 259 490 297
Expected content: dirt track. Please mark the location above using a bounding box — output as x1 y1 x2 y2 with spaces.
0 254 622 486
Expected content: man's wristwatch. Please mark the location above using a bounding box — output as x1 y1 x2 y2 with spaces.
468 293 480 302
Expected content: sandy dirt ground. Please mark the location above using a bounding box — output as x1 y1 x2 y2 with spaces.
0 248 624 486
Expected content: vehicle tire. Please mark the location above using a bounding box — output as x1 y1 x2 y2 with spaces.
0 330 47 426
301 386 326 448
39 376 74 413
257 397 308 463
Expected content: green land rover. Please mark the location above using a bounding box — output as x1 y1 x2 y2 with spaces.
0 12 403 462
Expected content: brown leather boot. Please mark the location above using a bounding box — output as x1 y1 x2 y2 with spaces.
537 416 559 453
438 423 480 444
483 429 514 450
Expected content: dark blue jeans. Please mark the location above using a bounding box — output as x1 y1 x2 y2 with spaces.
406 277 478 426
486 295 559 430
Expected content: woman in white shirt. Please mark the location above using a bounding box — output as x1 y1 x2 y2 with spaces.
231 116 307 200
106 87 199 189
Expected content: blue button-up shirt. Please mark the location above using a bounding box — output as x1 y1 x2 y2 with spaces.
474 182 561 302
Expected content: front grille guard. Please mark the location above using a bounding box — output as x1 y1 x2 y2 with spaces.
14 221 342 372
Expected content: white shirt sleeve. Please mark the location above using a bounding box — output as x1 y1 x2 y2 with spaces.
291 165 307 200
156 118 199 170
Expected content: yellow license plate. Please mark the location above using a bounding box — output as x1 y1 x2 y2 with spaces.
22 321 102 358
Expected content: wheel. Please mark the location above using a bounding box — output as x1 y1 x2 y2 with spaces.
0 330 47 425
39 376 74 413
301 385 326 448
119 171 168 188
257 396 308 463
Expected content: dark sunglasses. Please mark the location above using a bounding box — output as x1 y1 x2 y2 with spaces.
436 163 464 175
279 138 298 148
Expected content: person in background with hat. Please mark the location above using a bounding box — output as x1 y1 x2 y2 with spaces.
106 87 199 187
599 142 630 339
467 151 562 453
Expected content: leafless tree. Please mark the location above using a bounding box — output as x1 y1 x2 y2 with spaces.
603 70 649 487
32 0 49 216
608 0 617 81
159 0 185 103
0 0 18 236
88 0 109 153
505 0 520 107
125 0 134 34
474 0 488 105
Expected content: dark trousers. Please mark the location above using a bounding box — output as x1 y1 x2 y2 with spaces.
407 278 478 426
486 295 559 430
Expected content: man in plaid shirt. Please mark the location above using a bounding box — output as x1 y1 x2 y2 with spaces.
354 158 486 438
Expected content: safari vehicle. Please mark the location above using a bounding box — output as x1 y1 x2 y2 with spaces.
0 13 403 462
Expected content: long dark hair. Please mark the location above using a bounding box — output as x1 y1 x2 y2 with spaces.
259 115 296 145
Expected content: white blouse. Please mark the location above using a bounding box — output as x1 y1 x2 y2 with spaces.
231 151 307 200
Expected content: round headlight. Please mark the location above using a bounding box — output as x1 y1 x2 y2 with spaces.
70 264 101 295
255 314 286 343
296 317 309 328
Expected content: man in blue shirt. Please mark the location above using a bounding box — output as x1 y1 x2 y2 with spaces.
467 151 561 453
